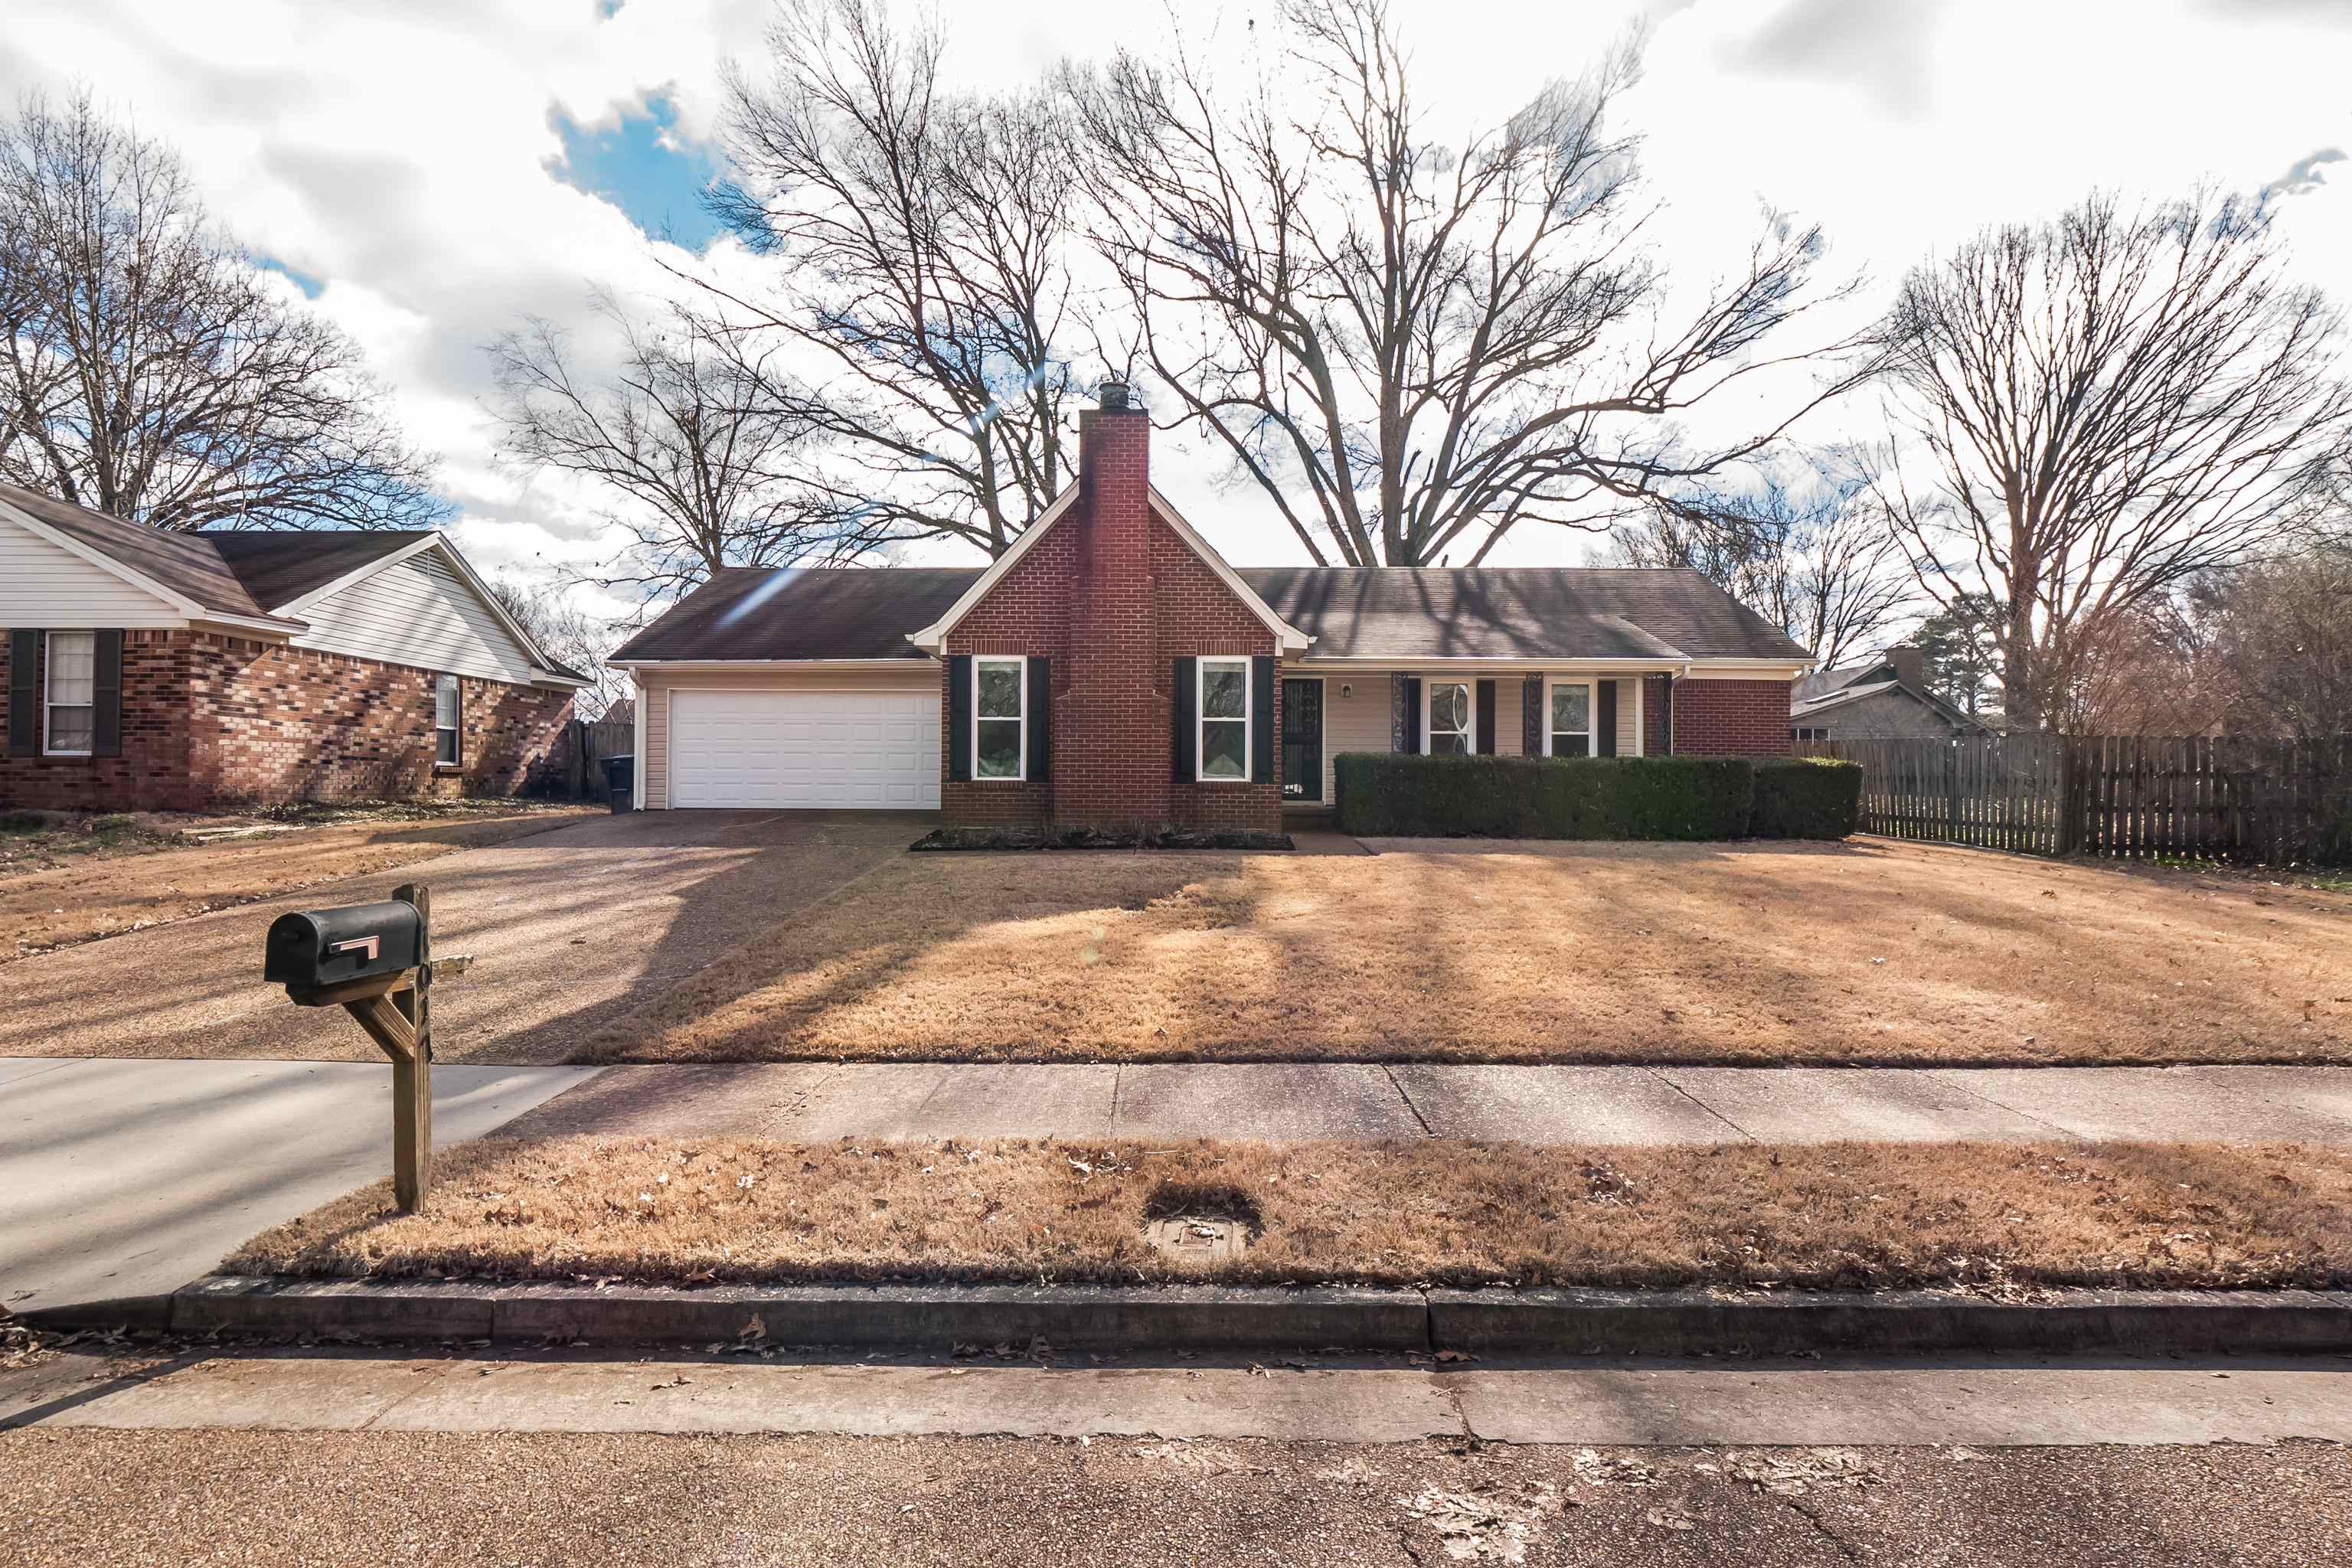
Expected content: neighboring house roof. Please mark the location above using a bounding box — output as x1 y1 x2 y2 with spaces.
0 481 585 685
206 530 437 611
612 567 984 663
1243 567 1808 663
1789 670 1991 733
1793 663 1877 704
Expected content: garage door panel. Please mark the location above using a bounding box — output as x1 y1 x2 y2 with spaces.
670 688 939 809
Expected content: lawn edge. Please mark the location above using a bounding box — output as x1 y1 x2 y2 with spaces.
26 1277 2352 1358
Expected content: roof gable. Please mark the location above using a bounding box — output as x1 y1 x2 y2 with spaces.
208 530 438 612
0 482 297 629
904 485 1312 654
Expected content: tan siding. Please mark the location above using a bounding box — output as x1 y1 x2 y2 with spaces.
639 663 941 809
1615 678 1641 756
0 513 185 627
1302 667 1668 802
293 550 541 684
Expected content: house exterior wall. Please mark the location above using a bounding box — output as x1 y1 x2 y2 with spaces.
292 550 545 686
1671 678 1795 756
641 663 940 811
0 511 186 627
0 627 571 811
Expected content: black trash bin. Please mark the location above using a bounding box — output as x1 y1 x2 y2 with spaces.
602 753 635 814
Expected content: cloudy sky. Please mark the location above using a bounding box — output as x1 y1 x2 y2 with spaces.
5 0 2348 609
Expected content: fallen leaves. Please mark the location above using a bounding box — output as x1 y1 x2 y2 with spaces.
1397 1483 1565 1564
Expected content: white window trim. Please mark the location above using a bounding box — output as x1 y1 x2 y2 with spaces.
1422 677 1474 755
1544 677 1593 758
1194 655 1253 783
434 672 462 768
972 655 1027 782
43 630 96 758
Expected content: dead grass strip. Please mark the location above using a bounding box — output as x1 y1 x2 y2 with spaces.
228 1137 2352 1293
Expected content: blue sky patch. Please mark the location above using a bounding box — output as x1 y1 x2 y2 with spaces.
256 255 325 299
547 90 722 251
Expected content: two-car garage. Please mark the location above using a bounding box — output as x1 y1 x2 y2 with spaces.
650 676 942 811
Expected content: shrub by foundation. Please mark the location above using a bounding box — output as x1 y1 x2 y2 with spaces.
1749 757 1864 839
1334 753 1756 840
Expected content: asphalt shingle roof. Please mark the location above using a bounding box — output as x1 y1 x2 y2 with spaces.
610 567 985 663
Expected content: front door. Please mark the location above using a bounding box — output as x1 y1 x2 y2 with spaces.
1281 678 1324 802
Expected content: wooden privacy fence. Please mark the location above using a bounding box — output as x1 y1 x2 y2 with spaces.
544 716 635 799
1796 734 2352 867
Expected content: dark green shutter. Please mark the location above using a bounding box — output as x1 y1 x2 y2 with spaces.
93 629 123 757
1475 679 1496 755
1026 656 1051 781
1523 677 1542 756
1400 677 1421 753
946 655 972 782
1171 658 1195 780
1596 680 1619 757
8 630 35 756
1250 657 1275 783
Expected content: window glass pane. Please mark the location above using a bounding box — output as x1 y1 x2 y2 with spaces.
1200 717 1246 778
976 662 1022 719
1201 663 1246 720
436 675 460 728
1428 732 1469 756
48 706 93 753
1552 733 1589 757
1429 683 1468 733
1550 685 1588 732
436 727 459 765
47 633 95 705
976 717 1022 777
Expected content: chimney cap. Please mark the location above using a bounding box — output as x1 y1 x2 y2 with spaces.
1098 378 1135 412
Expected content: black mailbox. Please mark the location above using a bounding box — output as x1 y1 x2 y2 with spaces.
264 900 423 992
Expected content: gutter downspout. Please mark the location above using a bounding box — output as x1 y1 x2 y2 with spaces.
1664 664 1687 755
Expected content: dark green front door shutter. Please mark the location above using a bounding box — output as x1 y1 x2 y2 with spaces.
1596 680 1619 757
1171 658 1195 780
7 629 36 757
1250 656 1274 783
93 629 123 757
1475 679 1496 755
1026 656 1051 781
1400 676 1421 753
946 655 972 782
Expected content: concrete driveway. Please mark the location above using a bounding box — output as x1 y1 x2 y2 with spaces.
0 809 921 1066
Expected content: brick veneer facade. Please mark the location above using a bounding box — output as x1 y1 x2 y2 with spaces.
939 403 1283 831
0 628 572 812
1668 678 1795 757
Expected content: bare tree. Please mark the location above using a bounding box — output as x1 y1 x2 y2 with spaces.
2187 540 2352 738
488 292 871 614
1876 188 2352 730
1068 0 1870 567
0 91 443 530
698 0 1091 557
1611 460 1913 667
486 570 630 719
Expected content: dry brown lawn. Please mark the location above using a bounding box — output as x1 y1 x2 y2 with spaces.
0 801 595 961
573 838 2351 1067
230 1135 2352 1292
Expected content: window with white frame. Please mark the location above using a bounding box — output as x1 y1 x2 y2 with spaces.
974 657 1025 779
1197 657 1250 780
1425 680 1472 754
1547 680 1591 757
435 674 461 766
44 632 96 756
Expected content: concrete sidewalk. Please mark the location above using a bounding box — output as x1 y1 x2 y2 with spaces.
0 1058 595 1314
505 1061 2352 1146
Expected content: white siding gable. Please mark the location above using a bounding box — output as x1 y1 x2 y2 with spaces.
0 511 185 628
292 547 543 684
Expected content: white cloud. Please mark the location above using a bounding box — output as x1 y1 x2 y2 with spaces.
3 0 2345 588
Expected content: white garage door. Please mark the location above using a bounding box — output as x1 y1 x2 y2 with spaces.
668 688 940 809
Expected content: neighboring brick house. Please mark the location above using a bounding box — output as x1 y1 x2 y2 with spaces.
0 483 587 812
609 386 1810 826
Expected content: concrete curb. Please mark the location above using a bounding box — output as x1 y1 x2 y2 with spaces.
22 1278 2352 1357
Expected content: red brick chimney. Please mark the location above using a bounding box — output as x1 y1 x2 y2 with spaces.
1060 381 1165 822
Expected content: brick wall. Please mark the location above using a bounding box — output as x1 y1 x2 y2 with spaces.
1670 678 1794 756
940 405 1282 831
0 627 572 812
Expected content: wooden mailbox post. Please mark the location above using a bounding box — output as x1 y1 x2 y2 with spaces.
266 881 470 1212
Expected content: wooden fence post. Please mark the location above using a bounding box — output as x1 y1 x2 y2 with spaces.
389 881 433 1213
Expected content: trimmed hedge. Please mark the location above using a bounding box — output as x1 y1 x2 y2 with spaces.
1332 752 1860 841
1749 756 1864 840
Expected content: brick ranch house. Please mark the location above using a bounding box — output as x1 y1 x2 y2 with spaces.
612 389 1811 825
0 482 587 812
